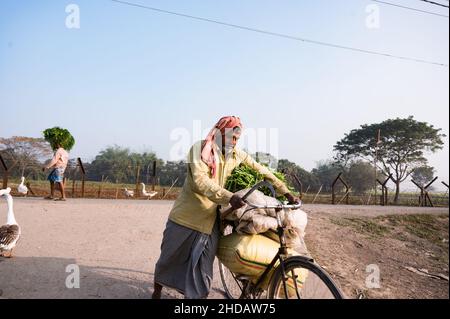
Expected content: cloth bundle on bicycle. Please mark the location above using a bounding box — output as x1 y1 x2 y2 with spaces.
219 189 308 250
217 232 309 292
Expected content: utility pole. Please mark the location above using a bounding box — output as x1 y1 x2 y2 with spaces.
374 129 381 204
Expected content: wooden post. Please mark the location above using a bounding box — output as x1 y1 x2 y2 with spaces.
377 180 385 206
163 177 179 200
72 180 76 198
98 175 104 198
135 164 141 198
77 158 86 198
332 173 349 205
340 177 350 205
331 173 342 205
377 174 392 206
411 179 424 207
304 185 310 195
152 161 157 191
26 182 35 196
312 185 323 204
0 155 8 189
292 173 303 199
424 176 438 207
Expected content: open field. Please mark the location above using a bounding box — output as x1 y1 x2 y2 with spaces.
0 198 448 299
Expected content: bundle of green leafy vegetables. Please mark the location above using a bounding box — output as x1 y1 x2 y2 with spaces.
43 127 75 151
225 164 295 202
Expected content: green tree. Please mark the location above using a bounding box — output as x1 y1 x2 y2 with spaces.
311 160 342 193
411 165 435 186
345 160 379 195
158 161 187 187
87 146 162 183
334 116 445 203
277 159 320 192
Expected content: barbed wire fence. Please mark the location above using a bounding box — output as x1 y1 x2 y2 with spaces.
0 154 448 207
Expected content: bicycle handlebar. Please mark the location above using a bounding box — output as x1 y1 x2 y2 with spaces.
244 201 302 210
220 181 301 220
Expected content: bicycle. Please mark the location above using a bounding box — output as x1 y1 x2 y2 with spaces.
217 181 344 299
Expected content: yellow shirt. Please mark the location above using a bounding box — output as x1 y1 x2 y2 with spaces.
169 140 291 235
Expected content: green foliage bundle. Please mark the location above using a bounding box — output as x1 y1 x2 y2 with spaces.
225 164 293 201
43 127 75 151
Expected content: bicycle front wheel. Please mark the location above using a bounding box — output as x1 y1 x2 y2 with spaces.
268 256 344 299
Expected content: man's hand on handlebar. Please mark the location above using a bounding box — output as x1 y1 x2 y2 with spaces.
230 195 246 210
285 193 300 205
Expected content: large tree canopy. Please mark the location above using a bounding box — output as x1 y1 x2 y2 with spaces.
334 116 445 202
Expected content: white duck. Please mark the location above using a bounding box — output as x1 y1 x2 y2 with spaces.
141 183 158 199
0 188 21 258
124 188 134 198
17 176 28 196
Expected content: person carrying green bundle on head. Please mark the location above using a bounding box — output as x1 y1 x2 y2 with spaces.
152 116 299 299
42 127 75 202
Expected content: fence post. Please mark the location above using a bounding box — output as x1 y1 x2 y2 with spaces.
312 185 323 204
332 173 349 205
377 173 393 206
411 179 425 207
98 175 104 198
152 161 157 191
135 164 141 198
72 179 76 198
331 173 342 205
77 158 86 198
26 182 35 196
424 177 438 207
0 155 8 189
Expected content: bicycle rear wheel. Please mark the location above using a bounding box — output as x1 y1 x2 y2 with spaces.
268 256 344 299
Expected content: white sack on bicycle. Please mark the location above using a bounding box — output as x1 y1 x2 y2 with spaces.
220 189 308 247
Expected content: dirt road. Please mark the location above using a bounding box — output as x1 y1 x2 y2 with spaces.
0 198 448 299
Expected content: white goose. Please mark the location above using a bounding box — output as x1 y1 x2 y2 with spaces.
0 188 21 258
124 188 134 198
141 183 158 199
17 177 28 196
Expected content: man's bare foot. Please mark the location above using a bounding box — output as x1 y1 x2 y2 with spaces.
54 198 66 201
44 196 54 200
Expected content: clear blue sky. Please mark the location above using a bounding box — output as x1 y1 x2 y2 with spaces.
1 0 449 189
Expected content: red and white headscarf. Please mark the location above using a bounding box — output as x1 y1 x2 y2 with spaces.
201 116 243 178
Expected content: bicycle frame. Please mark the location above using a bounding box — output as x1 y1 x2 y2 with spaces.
220 181 309 299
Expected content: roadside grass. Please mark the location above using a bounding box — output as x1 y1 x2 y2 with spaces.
331 214 449 247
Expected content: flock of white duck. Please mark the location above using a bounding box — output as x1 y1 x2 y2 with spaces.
124 183 158 199
0 178 158 258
